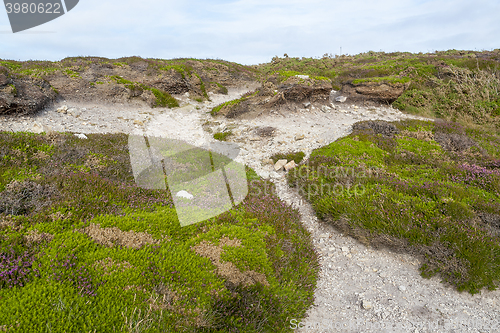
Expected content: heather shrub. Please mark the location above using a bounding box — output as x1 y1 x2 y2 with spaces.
291 119 500 294
0 130 318 332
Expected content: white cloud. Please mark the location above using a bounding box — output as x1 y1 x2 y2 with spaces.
0 0 498 64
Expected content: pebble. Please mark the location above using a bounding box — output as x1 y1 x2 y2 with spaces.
362 300 372 310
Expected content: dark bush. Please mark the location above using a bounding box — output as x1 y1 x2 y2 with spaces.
0 179 60 216
434 132 478 153
352 120 399 137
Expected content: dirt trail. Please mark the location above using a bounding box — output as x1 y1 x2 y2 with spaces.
2 84 499 333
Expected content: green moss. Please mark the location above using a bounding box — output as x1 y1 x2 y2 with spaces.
8 84 17 96
395 137 443 159
194 73 210 100
311 137 388 168
210 90 259 116
352 76 411 85
149 87 179 108
0 60 22 71
211 82 228 94
64 69 81 79
108 76 179 108
160 64 192 79
213 131 232 141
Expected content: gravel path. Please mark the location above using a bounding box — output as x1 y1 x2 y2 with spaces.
2 85 499 333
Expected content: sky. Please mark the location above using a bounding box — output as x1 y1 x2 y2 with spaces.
0 0 499 65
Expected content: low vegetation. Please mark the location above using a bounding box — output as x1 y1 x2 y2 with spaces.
2 49 500 330
210 90 260 116
0 131 319 332
213 131 232 141
288 119 500 294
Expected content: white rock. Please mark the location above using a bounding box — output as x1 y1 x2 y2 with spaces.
321 105 332 113
335 96 347 103
295 134 305 141
260 171 270 179
274 159 288 171
284 160 297 171
341 246 349 253
270 171 281 179
176 190 194 199
303 102 311 108
262 158 274 165
31 123 45 134
74 133 88 139
362 300 372 310
399 285 406 292
295 75 309 79
329 90 340 103
184 92 190 97
67 108 80 117
57 105 68 114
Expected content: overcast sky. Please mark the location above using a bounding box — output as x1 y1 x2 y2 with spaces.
1 0 499 65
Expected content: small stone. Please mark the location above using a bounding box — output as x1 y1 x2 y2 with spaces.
335 96 347 103
341 246 349 253
249 137 260 141
274 159 288 171
74 133 88 139
399 285 406 292
295 134 305 141
57 105 68 113
184 92 190 97
262 158 274 165
362 300 372 310
260 171 270 179
31 123 44 134
67 108 81 117
321 105 331 112
284 160 297 171
270 171 281 179
295 74 309 79
303 102 311 108
176 190 194 199
133 119 144 126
